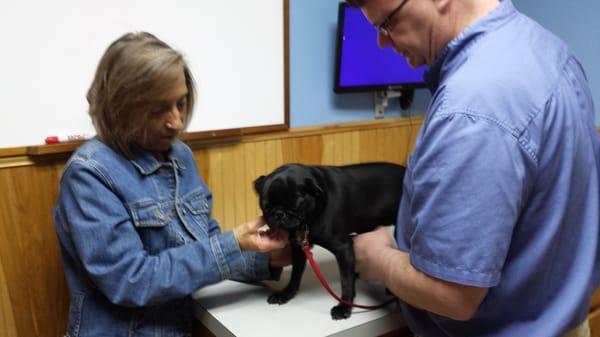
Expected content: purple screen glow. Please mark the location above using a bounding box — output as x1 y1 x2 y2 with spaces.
336 5 427 91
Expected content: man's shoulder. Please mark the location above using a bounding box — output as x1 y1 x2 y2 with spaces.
435 23 571 135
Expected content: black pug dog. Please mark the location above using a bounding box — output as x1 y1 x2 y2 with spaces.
254 162 405 320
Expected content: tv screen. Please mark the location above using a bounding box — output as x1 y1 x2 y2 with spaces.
334 3 427 93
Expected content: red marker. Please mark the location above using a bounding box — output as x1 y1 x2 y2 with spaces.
45 133 93 144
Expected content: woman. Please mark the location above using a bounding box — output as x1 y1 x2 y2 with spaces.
53 32 289 337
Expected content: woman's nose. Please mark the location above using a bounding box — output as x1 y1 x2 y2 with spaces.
166 106 184 130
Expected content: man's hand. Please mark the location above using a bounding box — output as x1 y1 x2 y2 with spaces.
233 217 289 253
353 226 397 282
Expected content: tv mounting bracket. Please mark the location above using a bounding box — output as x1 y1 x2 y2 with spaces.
374 88 416 119
374 90 403 119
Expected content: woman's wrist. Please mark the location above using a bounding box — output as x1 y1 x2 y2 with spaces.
233 224 249 251
268 246 292 268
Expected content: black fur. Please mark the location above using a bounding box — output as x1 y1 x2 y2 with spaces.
254 162 405 319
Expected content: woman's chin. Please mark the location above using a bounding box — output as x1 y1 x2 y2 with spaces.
143 139 174 154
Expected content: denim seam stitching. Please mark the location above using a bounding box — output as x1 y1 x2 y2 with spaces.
209 236 230 279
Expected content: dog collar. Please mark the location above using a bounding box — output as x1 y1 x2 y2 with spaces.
296 224 309 246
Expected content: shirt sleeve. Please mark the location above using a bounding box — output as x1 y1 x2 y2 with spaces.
404 112 531 287
56 159 249 307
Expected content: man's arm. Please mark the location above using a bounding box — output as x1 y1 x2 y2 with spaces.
354 227 488 321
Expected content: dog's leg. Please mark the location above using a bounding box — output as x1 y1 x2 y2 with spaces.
328 238 356 320
267 243 306 304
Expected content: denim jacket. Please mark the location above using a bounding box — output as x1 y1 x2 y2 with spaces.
53 138 275 337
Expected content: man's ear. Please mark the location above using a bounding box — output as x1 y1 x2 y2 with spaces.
431 0 450 14
254 175 266 194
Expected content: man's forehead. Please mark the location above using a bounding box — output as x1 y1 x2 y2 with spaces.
360 0 399 25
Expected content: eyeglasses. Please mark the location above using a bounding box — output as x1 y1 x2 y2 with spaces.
375 0 409 37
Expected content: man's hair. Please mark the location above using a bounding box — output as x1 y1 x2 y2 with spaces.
346 0 366 7
87 31 196 158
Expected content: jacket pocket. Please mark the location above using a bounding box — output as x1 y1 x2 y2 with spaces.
129 200 173 253
130 200 167 228
182 190 211 234
183 190 209 216
65 292 85 337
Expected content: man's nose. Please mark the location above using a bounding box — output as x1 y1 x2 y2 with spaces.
377 32 391 49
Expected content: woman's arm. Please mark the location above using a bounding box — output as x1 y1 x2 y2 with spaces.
57 161 283 307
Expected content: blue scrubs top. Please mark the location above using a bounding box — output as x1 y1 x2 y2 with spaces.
396 1 600 336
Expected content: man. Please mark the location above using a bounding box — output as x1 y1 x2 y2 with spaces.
350 0 600 336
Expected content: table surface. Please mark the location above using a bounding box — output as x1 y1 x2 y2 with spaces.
192 246 404 337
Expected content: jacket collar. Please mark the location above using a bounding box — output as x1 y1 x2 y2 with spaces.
129 142 186 175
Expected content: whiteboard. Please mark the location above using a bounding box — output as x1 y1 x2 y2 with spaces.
0 0 287 148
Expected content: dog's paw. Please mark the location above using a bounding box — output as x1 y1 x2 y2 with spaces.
267 291 295 305
330 304 352 320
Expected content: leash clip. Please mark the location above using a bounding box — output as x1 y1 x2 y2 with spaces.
296 224 309 246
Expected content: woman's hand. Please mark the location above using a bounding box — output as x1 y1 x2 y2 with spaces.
268 245 292 268
233 217 289 253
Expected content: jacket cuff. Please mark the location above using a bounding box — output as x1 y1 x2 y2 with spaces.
251 252 282 281
209 231 246 280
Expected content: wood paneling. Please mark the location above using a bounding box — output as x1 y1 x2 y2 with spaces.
592 291 600 312
590 309 600 337
0 118 421 337
0 258 17 337
0 163 69 337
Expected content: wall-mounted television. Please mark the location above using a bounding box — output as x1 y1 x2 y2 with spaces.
334 3 427 93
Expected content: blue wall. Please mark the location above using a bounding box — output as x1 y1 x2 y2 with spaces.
289 0 600 127
515 0 600 125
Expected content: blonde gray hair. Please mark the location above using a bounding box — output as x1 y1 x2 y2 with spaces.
87 32 196 157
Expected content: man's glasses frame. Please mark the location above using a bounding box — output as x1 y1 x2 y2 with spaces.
375 0 409 37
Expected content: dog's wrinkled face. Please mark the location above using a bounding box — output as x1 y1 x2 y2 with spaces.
254 165 323 230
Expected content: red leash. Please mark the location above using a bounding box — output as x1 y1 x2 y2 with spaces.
302 243 396 310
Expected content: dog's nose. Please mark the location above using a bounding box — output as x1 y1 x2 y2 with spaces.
274 210 285 220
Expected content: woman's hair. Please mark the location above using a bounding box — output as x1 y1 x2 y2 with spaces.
87 31 196 157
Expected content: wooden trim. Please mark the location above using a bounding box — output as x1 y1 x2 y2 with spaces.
0 146 28 158
0 156 35 169
181 128 243 142
241 116 423 142
0 117 419 166
26 141 85 156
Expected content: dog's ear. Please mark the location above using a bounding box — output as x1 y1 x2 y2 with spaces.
304 177 326 217
303 178 323 200
254 175 266 194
